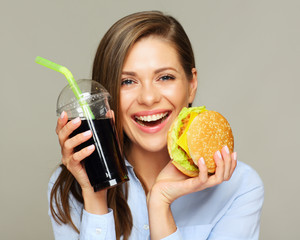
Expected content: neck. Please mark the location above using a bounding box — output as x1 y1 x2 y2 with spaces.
127 144 170 194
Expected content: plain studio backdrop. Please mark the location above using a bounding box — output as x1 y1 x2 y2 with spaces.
1 0 299 239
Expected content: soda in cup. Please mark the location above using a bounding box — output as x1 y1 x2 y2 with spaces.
56 79 129 191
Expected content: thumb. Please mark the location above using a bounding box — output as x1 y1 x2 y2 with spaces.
106 110 115 123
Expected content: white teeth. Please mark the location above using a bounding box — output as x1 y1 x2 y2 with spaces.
135 112 168 122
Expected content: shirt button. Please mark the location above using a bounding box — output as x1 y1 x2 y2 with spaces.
96 228 102 234
143 224 149 230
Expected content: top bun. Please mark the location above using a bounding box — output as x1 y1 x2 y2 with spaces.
187 110 234 173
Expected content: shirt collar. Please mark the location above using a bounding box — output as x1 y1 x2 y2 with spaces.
125 158 133 168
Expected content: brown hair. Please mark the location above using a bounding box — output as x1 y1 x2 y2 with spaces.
50 10 196 239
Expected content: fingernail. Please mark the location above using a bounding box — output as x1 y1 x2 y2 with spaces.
60 111 66 119
72 117 80 124
217 150 222 159
87 144 95 151
200 157 205 165
233 152 237 161
83 130 92 136
224 145 230 154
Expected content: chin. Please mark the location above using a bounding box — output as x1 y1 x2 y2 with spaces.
134 136 168 153
145 143 167 153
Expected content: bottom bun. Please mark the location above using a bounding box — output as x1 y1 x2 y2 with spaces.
172 160 199 177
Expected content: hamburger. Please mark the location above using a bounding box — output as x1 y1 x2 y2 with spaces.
167 106 234 177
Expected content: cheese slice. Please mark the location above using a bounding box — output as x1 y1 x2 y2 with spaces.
176 112 199 157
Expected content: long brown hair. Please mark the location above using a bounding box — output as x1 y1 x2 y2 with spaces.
50 10 196 240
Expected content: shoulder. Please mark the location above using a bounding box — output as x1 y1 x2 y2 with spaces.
47 166 83 212
49 166 63 184
171 161 264 227
48 166 81 206
231 160 264 191
173 160 264 211
48 165 64 193
217 160 264 210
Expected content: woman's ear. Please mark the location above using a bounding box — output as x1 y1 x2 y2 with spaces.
188 68 198 104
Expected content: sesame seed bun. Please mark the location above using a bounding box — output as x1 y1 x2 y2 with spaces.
187 110 234 174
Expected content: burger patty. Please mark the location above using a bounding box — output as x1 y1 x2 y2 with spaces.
178 113 191 137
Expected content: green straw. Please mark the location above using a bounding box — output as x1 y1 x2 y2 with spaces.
35 56 95 119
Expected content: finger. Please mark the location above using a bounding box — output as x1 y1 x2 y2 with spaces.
198 157 208 183
229 152 237 176
221 145 232 181
67 145 95 179
63 145 95 177
184 158 209 193
58 117 81 147
56 111 68 135
63 129 93 156
106 110 115 123
212 150 225 185
72 144 95 164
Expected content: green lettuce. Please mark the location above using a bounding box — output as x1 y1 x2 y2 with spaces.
170 106 207 171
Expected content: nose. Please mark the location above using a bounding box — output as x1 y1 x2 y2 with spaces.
137 82 161 106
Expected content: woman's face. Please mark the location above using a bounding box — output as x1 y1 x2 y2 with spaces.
120 36 197 153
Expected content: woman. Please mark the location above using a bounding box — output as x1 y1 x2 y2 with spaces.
48 11 264 240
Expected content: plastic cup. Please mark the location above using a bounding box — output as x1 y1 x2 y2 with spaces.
56 79 129 191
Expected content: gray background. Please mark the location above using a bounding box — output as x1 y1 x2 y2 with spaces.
1 0 299 239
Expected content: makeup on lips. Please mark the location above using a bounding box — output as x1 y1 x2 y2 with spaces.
132 110 171 133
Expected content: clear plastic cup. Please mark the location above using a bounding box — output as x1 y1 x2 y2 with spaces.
56 79 129 191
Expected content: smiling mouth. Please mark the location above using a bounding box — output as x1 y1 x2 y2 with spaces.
134 112 170 127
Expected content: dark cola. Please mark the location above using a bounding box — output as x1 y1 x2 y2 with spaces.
71 118 129 191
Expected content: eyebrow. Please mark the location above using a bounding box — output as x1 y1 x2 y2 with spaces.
121 71 136 76
154 67 178 74
122 67 178 76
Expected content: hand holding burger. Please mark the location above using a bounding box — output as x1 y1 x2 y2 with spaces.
150 106 236 212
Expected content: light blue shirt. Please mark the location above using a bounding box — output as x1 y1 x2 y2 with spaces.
48 160 264 240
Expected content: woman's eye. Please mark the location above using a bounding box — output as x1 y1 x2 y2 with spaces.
121 79 134 86
159 75 175 81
